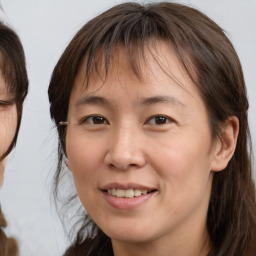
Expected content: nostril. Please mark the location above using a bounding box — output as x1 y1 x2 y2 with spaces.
108 163 136 170
108 163 115 169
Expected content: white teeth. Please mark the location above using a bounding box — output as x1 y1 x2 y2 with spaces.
107 188 149 198
112 189 117 196
116 189 125 198
125 189 134 198
134 189 141 197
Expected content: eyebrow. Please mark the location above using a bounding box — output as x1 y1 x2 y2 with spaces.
75 95 186 108
75 96 109 107
140 96 186 108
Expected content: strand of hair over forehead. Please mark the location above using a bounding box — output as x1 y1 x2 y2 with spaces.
82 2 196 82
81 1 227 94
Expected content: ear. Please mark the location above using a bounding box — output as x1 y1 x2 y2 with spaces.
211 116 239 172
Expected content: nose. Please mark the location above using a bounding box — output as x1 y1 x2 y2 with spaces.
104 127 146 170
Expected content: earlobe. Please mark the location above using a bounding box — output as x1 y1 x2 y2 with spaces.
211 116 239 172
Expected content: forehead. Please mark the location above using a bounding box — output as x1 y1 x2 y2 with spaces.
73 41 197 97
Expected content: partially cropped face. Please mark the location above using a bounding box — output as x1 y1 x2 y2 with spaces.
66 42 221 248
0 71 18 187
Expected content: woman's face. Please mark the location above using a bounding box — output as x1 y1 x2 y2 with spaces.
66 43 221 249
0 72 18 187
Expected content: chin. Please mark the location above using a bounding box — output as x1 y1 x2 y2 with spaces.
102 223 155 244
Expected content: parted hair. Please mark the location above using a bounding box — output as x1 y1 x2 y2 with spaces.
48 2 256 255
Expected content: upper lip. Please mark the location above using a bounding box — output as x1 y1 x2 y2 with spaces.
100 182 158 192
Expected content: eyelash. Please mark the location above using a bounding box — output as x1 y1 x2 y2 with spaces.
80 114 173 126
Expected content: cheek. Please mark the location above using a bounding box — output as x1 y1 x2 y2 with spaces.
66 133 103 187
0 106 18 157
65 134 106 215
151 132 213 195
148 137 213 227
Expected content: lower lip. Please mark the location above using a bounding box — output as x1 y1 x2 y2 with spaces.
102 191 155 210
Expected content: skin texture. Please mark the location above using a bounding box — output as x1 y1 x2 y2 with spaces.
0 72 17 187
66 43 238 256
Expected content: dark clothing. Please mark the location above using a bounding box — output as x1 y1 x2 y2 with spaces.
63 235 113 256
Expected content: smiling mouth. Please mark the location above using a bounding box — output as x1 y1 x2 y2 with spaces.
106 188 157 198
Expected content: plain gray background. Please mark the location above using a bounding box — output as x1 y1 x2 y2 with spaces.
0 0 255 255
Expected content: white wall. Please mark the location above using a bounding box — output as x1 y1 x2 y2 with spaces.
0 1 255 255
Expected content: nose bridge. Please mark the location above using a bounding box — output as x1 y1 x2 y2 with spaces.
105 123 145 170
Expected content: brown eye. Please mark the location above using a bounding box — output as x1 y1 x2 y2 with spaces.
82 115 108 125
147 115 172 125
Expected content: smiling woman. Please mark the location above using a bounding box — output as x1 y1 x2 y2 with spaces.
0 21 28 255
48 2 256 256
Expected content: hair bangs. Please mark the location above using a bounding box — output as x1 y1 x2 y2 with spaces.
79 8 169 90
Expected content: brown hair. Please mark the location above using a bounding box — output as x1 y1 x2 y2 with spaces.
48 2 256 255
0 21 28 255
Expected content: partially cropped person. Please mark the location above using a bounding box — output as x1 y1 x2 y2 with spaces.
0 21 28 256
